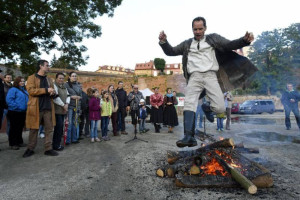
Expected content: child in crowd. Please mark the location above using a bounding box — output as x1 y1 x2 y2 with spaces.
216 112 226 132
139 99 149 133
89 89 101 142
101 91 112 141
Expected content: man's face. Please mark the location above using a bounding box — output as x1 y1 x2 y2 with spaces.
193 20 206 41
133 85 138 93
118 82 123 89
287 84 293 91
4 75 12 83
40 62 50 73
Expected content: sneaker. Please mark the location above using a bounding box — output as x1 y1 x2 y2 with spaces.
23 149 35 158
39 133 45 138
106 136 111 141
44 150 59 156
91 138 95 143
220 128 224 131
95 138 101 142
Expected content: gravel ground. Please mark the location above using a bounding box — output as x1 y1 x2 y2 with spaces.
0 112 299 200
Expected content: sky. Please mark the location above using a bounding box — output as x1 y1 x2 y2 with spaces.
42 0 300 71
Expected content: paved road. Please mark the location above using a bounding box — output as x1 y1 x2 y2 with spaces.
0 112 299 200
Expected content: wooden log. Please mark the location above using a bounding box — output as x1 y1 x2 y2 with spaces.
215 154 257 194
167 138 235 164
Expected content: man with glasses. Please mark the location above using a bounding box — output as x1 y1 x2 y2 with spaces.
23 60 59 157
159 16 256 148
128 85 144 131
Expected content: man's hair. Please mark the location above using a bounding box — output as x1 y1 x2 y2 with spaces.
56 72 65 79
192 17 206 28
36 60 48 73
4 74 12 78
118 81 123 85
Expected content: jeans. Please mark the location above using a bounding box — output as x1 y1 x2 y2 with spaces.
53 114 65 149
284 105 300 129
67 108 78 143
139 119 145 132
217 118 224 130
39 125 44 134
90 120 99 139
2 109 10 136
101 116 109 137
117 107 126 131
195 104 204 129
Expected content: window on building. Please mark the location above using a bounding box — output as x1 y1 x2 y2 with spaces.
167 65 170 68
174 64 178 68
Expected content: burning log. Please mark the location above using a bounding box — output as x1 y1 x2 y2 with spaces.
167 138 235 164
215 154 257 194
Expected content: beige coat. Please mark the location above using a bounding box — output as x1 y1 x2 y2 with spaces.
109 93 119 113
26 74 56 129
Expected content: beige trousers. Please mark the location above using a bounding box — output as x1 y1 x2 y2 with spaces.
184 71 225 113
27 110 53 151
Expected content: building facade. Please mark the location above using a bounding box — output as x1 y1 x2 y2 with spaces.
96 65 128 75
134 60 183 76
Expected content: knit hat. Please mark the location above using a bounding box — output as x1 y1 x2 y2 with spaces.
140 99 145 103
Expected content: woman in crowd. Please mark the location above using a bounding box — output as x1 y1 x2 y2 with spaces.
150 87 164 133
64 72 82 145
89 89 101 142
101 91 112 141
163 88 178 133
108 85 119 136
53 73 70 151
6 76 28 150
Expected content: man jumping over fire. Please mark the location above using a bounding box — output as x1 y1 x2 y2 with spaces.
159 16 257 148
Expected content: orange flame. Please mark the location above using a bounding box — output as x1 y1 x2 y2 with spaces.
200 157 228 176
219 137 224 141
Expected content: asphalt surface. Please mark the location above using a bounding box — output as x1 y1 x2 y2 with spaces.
0 112 299 200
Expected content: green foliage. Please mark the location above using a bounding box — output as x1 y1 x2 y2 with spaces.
154 58 166 72
248 23 300 95
51 54 77 70
0 0 122 75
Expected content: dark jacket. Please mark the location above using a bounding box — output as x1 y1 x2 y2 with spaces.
0 80 4 129
64 81 82 110
6 87 29 112
281 90 300 108
81 91 89 112
115 88 128 108
128 91 144 111
3 82 12 109
159 33 258 92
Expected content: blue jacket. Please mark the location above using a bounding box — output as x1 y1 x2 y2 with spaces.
6 87 29 112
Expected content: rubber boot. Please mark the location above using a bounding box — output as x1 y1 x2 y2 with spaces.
176 111 197 148
201 102 214 123
154 124 160 133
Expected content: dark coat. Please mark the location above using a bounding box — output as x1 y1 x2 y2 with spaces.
281 90 300 108
0 80 4 129
115 88 128 108
159 33 258 92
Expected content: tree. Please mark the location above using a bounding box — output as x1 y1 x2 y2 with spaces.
154 58 166 73
0 0 122 74
248 24 300 95
51 54 77 70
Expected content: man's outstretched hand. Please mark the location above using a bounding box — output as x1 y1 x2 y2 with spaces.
244 31 254 43
159 31 167 42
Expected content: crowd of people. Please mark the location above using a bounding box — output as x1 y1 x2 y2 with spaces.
0 60 179 156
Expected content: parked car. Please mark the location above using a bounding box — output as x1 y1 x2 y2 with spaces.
239 100 275 114
231 103 240 114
